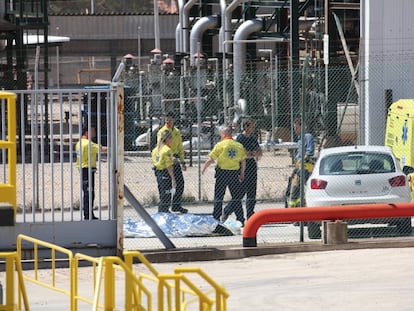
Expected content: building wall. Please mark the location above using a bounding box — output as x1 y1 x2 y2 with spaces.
48 14 178 41
46 14 178 85
362 0 414 145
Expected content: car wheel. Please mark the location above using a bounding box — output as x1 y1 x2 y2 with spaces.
396 217 412 236
308 221 321 239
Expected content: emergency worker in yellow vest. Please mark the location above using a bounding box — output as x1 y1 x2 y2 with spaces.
157 111 188 213
286 118 315 208
152 130 177 213
76 124 107 220
202 126 246 225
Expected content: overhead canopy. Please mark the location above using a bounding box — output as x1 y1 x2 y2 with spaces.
0 19 17 31
23 35 70 45
11 34 70 45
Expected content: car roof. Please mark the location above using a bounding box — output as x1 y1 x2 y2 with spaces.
319 145 393 157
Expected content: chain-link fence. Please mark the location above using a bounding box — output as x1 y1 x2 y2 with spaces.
121 61 359 192
4 56 413 251
119 58 412 250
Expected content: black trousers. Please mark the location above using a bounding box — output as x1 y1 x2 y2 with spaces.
172 162 185 210
155 169 172 212
240 160 258 220
213 168 244 222
81 168 95 218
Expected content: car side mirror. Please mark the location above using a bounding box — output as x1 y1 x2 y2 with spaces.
402 165 414 175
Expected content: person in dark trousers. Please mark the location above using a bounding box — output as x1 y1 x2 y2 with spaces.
152 130 177 213
286 118 315 208
76 124 107 220
157 111 188 213
202 126 246 225
236 118 262 222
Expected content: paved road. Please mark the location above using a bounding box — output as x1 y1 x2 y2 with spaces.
20 247 414 310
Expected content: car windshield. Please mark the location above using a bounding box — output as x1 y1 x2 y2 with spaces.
319 152 396 175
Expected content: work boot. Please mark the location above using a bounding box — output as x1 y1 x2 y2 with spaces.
172 206 188 214
84 214 98 220
221 212 229 223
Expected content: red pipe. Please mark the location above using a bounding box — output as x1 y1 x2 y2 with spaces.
243 203 414 247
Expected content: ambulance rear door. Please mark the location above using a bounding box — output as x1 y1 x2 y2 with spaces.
385 99 414 168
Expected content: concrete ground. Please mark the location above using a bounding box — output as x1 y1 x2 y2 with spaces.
19 246 414 310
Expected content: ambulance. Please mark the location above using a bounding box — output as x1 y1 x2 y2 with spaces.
385 99 414 199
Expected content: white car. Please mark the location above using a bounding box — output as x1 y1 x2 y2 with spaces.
182 124 220 151
305 145 412 239
183 136 220 151
134 118 160 149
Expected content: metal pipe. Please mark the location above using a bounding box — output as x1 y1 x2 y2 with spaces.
183 0 198 53
243 203 414 247
222 37 287 123
175 23 182 54
258 49 275 141
176 0 185 53
219 0 227 53
233 19 263 112
137 26 141 70
153 0 160 50
56 27 60 88
196 42 202 200
324 0 329 123
189 16 218 65
225 0 244 54
299 54 310 242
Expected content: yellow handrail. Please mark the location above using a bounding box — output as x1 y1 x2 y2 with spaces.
124 250 228 311
0 252 30 311
16 234 75 311
175 267 229 311
13 237 227 310
72 253 101 310
0 91 17 218
157 273 214 311
92 256 152 311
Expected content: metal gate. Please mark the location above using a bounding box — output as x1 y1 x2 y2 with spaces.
0 86 124 256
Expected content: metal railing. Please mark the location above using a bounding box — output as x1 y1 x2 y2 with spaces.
16 234 75 310
124 251 229 311
13 235 227 310
0 92 17 215
0 252 29 311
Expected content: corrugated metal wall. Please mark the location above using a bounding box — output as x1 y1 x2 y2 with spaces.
48 14 178 40
41 14 178 85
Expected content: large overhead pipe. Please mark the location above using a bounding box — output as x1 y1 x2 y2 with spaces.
190 16 219 65
183 0 198 54
218 0 227 53
175 0 185 53
223 0 245 54
176 24 182 54
223 37 286 123
233 18 263 114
